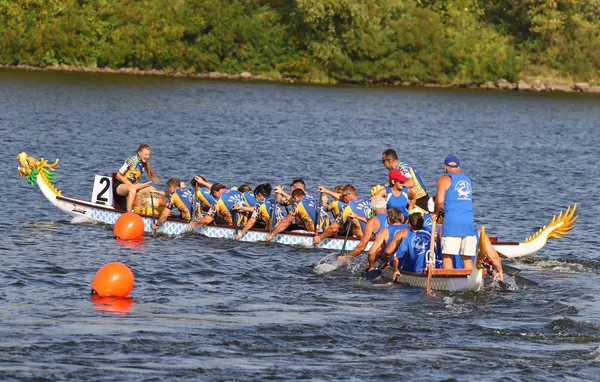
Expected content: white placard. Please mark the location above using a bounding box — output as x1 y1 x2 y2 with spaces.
92 175 113 206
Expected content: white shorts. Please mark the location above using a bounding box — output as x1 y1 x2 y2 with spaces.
441 236 477 256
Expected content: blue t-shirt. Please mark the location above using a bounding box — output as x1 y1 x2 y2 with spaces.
442 173 477 237
396 229 431 273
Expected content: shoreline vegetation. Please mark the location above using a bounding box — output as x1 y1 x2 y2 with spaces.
2 0 599 94
4 64 600 94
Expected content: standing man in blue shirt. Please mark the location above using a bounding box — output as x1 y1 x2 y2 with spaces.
432 155 477 270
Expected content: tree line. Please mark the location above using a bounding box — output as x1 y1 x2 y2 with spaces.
1 0 598 85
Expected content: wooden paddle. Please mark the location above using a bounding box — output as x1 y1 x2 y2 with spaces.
426 219 437 295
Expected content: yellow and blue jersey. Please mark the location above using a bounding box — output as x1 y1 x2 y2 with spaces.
166 188 194 220
327 200 347 234
195 187 215 212
290 196 329 232
208 189 247 227
396 161 427 199
335 197 371 237
242 191 257 208
118 155 144 184
250 198 279 229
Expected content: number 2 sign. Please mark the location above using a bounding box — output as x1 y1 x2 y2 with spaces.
92 175 113 206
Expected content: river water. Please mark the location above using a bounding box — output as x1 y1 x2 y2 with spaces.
1 68 599 381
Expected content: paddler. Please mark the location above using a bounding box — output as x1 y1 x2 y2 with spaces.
366 207 408 271
191 183 247 228
265 188 328 240
381 148 430 212
313 184 371 244
152 178 194 231
337 195 389 263
387 212 432 278
113 143 159 212
191 175 215 215
235 183 280 239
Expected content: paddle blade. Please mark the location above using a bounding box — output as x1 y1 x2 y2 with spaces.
365 269 382 281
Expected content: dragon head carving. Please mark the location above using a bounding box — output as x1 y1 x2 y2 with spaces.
17 152 62 196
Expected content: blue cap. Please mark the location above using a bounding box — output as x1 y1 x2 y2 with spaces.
444 155 460 167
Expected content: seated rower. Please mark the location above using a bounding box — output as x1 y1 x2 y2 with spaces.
152 178 194 231
192 183 247 228
191 175 215 214
113 143 159 212
318 185 346 235
235 184 280 239
338 195 389 263
274 178 315 207
313 184 370 244
265 188 328 241
237 184 257 211
388 213 432 279
367 208 408 270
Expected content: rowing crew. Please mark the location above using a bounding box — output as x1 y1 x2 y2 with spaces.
113 144 501 278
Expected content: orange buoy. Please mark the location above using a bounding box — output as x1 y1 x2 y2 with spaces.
114 212 145 240
91 262 135 297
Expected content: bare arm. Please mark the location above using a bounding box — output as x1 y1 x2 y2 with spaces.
235 216 257 239
317 186 341 200
433 175 451 216
345 218 377 258
152 207 172 231
266 214 294 240
367 229 389 270
314 222 341 244
383 228 408 263
194 176 213 189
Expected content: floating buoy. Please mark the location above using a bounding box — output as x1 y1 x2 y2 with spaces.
91 262 134 297
114 212 144 240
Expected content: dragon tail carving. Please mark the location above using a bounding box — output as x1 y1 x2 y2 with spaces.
524 204 578 243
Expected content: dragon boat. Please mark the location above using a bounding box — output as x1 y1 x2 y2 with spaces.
17 152 577 258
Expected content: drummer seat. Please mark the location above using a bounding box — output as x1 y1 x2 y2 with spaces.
112 173 128 211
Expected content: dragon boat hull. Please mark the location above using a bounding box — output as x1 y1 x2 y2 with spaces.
378 268 485 292
17 152 577 258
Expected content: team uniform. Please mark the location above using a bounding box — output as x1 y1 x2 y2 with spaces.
242 191 257 208
166 187 194 220
441 173 478 256
195 187 215 212
207 189 248 227
384 186 409 218
113 155 144 196
289 196 329 233
395 161 429 211
327 200 347 234
373 213 389 236
336 197 371 237
393 229 431 273
250 198 280 229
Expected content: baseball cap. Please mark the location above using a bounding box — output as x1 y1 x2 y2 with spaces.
389 169 409 182
444 155 460 168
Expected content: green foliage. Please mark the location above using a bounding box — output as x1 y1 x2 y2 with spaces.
1 0 599 84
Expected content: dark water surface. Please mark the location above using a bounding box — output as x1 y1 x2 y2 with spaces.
1 69 599 381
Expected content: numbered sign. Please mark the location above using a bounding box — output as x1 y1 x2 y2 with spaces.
92 175 113 206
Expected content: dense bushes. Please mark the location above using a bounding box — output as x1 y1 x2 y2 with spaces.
0 0 598 84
